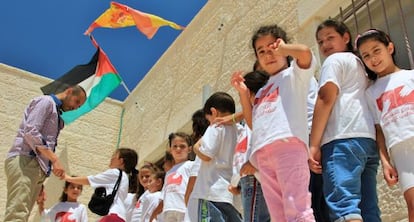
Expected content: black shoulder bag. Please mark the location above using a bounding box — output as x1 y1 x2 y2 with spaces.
88 169 122 216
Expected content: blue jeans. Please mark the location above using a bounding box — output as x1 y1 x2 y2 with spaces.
321 138 380 222
198 199 242 222
240 175 270 222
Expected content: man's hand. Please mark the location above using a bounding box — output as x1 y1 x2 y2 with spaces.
52 159 65 179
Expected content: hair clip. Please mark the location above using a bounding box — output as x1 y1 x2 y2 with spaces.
355 29 380 48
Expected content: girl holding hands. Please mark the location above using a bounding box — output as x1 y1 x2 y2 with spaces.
357 28 414 221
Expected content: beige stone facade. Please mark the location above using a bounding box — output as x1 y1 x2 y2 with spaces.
0 0 410 221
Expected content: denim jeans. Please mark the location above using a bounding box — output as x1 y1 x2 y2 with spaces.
198 199 242 222
321 137 380 222
240 175 270 222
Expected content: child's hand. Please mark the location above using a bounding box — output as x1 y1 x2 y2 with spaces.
63 173 70 181
268 38 287 56
231 71 248 94
228 185 240 195
213 115 233 126
36 189 46 204
309 145 322 174
240 161 257 175
51 159 65 179
36 186 46 213
382 163 398 186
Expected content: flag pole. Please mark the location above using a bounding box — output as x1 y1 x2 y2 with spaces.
119 79 144 111
120 81 131 94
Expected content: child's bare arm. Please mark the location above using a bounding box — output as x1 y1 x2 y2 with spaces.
270 39 312 69
231 71 253 129
64 175 90 185
193 139 212 161
150 201 163 221
309 82 338 174
375 125 398 186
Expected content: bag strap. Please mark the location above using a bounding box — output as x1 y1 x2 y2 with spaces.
110 169 122 197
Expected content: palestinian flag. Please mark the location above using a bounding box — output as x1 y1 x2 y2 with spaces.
41 42 121 124
84 1 185 39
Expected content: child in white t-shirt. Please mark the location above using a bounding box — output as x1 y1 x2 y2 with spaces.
37 182 87 222
357 28 414 221
64 148 138 222
309 19 380 222
189 92 242 222
151 132 193 222
228 70 271 222
232 24 316 221
131 162 160 221
141 170 164 222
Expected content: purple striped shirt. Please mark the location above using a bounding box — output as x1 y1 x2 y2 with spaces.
7 95 64 175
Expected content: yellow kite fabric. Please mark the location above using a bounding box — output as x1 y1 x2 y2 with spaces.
85 1 185 39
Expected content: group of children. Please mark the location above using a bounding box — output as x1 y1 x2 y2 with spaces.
36 18 414 222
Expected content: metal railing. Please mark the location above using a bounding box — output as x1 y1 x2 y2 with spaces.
335 0 414 69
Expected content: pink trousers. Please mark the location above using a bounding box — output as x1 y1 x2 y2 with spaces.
253 137 315 222
99 213 125 222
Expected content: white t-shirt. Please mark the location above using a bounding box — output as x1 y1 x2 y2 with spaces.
191 124 238 204
161 160 193 213
141 191 162 222
231 123 252 186
131 190 150 222
366 69 414 149
87 168 129 221
190 156 201 177
125 193 136 222
308 77 318 130
250 57 316 167
318 52 375 145
41 202 88 222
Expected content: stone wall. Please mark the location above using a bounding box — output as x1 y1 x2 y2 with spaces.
0 0 409 221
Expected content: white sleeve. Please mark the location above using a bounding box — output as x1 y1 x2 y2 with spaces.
200 125 223 158
87 168 119 188
319 54 342 90
365 88 380 124
40 209 52 222
190 157 201 176
80 204 89 222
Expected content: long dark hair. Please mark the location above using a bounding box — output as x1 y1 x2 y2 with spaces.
118 148 139 194
316 19 354 52
356 29 396 80
251 24 292 65
60 180 83 202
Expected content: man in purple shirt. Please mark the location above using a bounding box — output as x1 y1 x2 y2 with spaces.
4 85 86 222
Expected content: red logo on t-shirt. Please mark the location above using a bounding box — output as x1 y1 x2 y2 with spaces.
55 212 76 222
235 137 248 153
377 85 414 112
166 172 183 185
135 200 141 208
255 84 279 105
